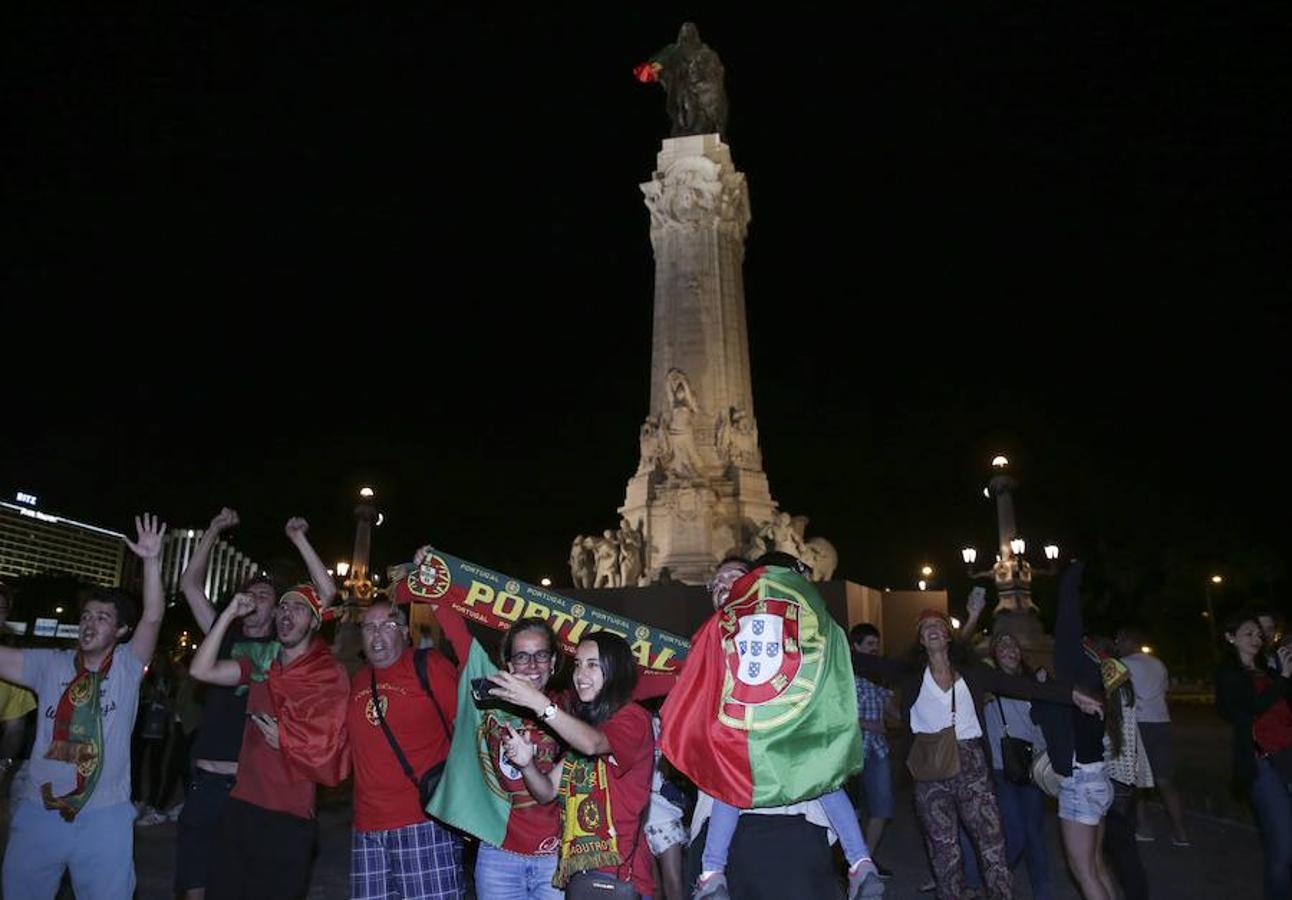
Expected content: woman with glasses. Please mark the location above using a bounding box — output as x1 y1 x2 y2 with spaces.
496 632 657 898
414 547 568 900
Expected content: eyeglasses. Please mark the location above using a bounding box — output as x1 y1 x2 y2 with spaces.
360 621 401 638
508 650 554 667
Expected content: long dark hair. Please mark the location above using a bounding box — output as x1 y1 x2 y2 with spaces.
1223 609 1268 669
568 632 638 726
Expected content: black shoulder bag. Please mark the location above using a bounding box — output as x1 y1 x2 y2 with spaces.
994 696 1035 786
370 647 454 810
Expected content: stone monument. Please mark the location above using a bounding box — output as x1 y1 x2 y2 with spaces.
573 25 834 586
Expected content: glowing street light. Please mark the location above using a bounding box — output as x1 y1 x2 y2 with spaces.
1211 574 1223 584
1009 537 1026 556
1044 544 1060 561
359 487 375 499
540 577 552 587
336 561 351 577
921 565 934 577
950 617 962 630
917 579 928 591
991 455 1009 468
961 547 978 565
1141 645 1153 654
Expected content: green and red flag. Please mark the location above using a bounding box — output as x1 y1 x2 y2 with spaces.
660 565 862 808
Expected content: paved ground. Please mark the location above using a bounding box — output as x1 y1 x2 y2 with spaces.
2 704 1266 898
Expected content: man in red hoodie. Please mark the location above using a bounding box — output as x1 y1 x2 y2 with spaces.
190 584 350 899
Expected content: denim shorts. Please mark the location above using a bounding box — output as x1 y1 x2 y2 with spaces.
1058 761 1113 825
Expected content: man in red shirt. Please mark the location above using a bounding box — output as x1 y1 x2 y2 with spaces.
190 584 350 899
348 599 463 899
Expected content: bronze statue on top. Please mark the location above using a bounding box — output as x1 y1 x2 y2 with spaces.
635 22 728 138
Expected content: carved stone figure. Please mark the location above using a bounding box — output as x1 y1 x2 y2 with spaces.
593 530 621 588
637 415 666 475
663 368 706 479
618 517 644 587
569 536 595 588
715 406 761 468
749 512 835 582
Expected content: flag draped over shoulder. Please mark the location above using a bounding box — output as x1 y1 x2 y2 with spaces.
424 639 512 845
269 637 352 786
660 565 861 808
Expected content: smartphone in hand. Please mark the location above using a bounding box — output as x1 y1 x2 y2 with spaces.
470 677 496 704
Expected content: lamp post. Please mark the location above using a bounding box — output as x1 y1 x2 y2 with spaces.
1204 574 1222 643
342 487 379 605
960 455 1060 615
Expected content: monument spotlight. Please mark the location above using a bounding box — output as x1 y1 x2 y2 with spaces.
1009 537 1026 556
961 547 978 565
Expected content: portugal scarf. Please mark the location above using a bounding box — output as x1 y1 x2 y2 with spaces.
41 649 113 821
553 753 622 887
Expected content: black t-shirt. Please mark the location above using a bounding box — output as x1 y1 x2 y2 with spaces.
191 624 277 763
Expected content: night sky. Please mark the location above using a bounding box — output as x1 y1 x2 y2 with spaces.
4 8 1289 643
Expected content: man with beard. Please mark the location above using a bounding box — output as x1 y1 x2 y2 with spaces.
348 599 463 899
191 579 350 899
0 514 167 899
174 510 334 899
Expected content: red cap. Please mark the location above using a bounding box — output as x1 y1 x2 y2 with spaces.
915 608 951 636
279 584 335 624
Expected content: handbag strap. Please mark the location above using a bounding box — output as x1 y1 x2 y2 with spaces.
370 666 419 788
994 696 1011 737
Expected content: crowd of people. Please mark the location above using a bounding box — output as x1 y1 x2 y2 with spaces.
0 507 1286 899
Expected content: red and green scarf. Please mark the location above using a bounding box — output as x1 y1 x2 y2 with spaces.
41 649 113 821
554 753 622 887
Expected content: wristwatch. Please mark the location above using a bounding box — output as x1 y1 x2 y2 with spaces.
538 703 558 722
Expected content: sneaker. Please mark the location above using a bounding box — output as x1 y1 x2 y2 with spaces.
848 858 885 898
693 871 730 900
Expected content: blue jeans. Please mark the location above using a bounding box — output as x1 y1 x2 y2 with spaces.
1251 757 1292 900
474 842 563 900
705 790 870 871
993 769 1053 900
3 800 136 900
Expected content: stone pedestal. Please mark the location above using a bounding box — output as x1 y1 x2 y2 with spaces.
614 134 779 584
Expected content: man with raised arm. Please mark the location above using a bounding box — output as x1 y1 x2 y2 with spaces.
175 510 340 899
190 574 350 899
0 514 167 899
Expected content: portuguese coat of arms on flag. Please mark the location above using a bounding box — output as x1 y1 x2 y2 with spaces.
660 565 862 809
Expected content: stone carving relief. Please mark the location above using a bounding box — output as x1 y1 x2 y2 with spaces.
570 520 648 589
715 405 761 469
642 157 749 241
749 511 837 582
662 368 706 480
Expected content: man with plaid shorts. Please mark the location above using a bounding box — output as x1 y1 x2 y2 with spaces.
348 600 463 899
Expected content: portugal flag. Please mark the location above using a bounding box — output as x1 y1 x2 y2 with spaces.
660 565 862 808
